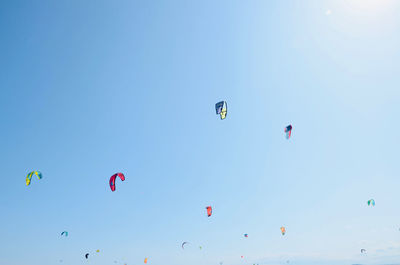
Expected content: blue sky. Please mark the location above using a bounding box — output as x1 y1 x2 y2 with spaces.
1 1 400 265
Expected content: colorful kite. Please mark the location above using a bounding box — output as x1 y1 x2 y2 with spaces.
367 199 375 206
215 101 227 120
26 171 42 186
284 125 292 139
109 173 125 192
206 206 212 217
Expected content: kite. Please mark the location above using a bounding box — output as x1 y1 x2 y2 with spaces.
367 199 375 206
96 250 100 253
144 258 148 264
182 242 189 249
26 171 42 186
281 227 286 235
206 206 212 217
199 246 202 250
244 234 248 237
215 101 227 120
61 231 68 237
361 249 366 253
85 253 89 259
284 125 292 139
109 173 125 192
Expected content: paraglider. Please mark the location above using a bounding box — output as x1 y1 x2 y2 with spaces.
361 249 366 253
215 101 227 120
368 199 375 206
280 226 286 235
182 242 189 249
244 234 248 237
61 231 68 237
109 173 125 192
284 125 292 139
85 253 89 259
144 258 148 264
206 206 212 217
26 171 42 186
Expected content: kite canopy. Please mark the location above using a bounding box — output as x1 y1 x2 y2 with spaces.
361 249 366 253
85 253 89 259
280 227 286 235
61 231 68 237
206 206 212 217
182 242 189 249
215 101 227 120
26 171 42 186
244 234 248 237
367 199 375 206
144 258 148 264
284 125 292 139
109 173 125 192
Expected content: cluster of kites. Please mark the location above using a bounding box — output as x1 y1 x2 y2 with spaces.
25 101 377 263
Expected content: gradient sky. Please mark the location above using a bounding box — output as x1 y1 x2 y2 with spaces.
1 1 400 265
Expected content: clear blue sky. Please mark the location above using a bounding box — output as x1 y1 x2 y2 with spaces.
1 1 400 265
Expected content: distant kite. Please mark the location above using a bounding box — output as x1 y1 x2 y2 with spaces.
144 258 148 264
206 206 212 217
85 253 89 259
109 173 125 192
244 234 248 238
61 231 68 237
284 125 292 139
367 199 375 206
280 226 286 235
182 242 189 249
215 101 227 120
26 171 42 186
361 249 366 253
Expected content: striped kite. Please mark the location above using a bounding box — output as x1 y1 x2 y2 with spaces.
26 171 42 186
